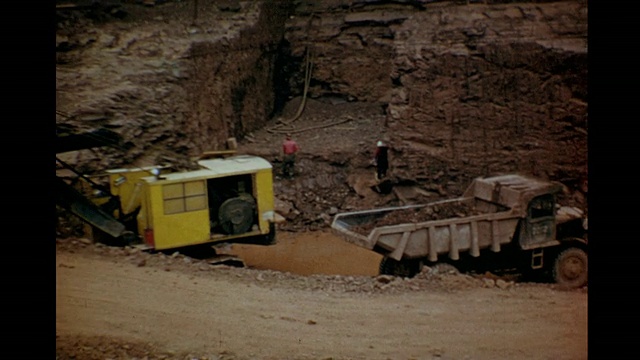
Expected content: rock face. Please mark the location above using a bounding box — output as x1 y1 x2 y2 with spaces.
56 0 293 167
56 0 588 230
283 0 588 183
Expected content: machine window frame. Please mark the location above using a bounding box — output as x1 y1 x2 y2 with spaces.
528 194 555 219
162 181 207 215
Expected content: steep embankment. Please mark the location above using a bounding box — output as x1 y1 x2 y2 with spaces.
56 0 292 168
56 0 587 233
282 0 587 191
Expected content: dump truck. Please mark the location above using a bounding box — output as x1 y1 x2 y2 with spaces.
56 128 277 252
331 174 588 288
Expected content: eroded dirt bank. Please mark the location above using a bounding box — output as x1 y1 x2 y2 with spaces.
57 0 292 168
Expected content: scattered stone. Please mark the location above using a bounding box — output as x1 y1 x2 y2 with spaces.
496 279 511 289
351 202 488 235
376 275 394 284
217 1 242 12
482 278 496 288
375 283 390 290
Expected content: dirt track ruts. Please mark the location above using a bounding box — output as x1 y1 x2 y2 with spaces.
56 242 588 360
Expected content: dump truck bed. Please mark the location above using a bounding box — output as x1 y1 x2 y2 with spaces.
331 197 519 262
331 175 563 262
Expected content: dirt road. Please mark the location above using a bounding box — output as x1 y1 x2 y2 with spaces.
56 234 587 360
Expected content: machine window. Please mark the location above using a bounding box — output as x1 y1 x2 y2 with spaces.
529 195 554 219
163 181 207 214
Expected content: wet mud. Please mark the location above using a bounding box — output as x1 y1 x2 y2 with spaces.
229 230 382 276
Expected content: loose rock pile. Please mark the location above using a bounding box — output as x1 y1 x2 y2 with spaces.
352 201 483 235
56 237 577 296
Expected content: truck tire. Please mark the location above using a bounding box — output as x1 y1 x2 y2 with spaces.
553 247 588 288
379 257 421 278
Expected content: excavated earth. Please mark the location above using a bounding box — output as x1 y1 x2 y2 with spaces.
56 1 588 359
350 201 484 235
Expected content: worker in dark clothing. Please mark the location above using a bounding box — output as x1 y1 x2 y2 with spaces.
282 133 300 178
373 140 389 180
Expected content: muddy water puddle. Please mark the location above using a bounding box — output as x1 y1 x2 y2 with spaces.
227 230 382 276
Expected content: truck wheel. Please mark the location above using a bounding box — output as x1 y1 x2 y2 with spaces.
379 257 421 278
553 247 588 288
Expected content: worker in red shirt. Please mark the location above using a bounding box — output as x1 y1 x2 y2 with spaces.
282 133 300 178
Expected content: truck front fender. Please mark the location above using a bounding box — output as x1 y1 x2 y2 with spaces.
559 236 588 248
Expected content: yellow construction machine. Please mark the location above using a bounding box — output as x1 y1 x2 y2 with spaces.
56 128 277 251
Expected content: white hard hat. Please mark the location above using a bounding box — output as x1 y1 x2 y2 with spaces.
377 141 384 147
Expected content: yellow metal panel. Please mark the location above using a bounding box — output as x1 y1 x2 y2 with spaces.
136 191 149 238
146 184 211 250
108 167 165 217
153 210 211 250
137 183 153 244
254 169 275 234
147 185 165 227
